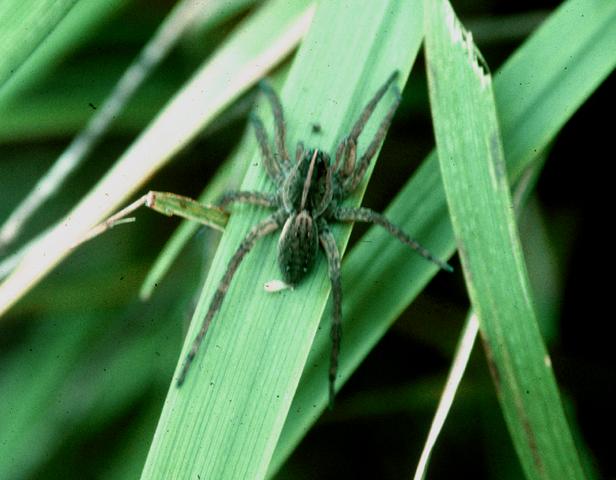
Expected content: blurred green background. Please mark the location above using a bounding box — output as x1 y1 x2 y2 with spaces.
0 0 613 478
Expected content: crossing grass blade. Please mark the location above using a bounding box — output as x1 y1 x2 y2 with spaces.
413 145 554 479
268 0 616 473
414 312 480 480
140 1 424 478
425 1 584 477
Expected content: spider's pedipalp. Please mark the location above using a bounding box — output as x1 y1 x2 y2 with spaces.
333 206 453 272
258 80 291 170
313 156 335 217
176 209 285 387
250 113 283 184
348 70 400 142
319 225 343 409
333 138 346 172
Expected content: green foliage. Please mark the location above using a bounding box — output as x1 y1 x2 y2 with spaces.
142 2 422 478
0 0 613 478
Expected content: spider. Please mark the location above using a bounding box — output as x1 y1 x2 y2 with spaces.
176 71 453 406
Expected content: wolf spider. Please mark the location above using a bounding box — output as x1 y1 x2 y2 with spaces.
176 71 452 406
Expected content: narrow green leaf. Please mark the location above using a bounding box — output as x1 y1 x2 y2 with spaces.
73 191 229 251
432 0 580 477
498 0 616 181
269 0 615 472
414 143 554 479
141 1 422 478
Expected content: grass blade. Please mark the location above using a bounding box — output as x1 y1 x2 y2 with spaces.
141 1 422 478
73 191 229 250
414 143 552 478
414 313 479 480
425 0 582 477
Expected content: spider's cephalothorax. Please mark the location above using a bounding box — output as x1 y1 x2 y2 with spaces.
176 71 453 407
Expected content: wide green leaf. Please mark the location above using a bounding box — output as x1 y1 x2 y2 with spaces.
141 1 423 478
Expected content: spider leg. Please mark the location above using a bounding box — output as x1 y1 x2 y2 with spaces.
345 88 400 193
348 71 400 143
344 90 401 193
258 80 291 170
333 138 356 178
250 113 284 185
218 191 278 209
319 225 343 409
335 72 402 193
333 206 453 272
176 209 285 387
314 158 335 217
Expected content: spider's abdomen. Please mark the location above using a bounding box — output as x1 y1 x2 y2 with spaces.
277 210 318 286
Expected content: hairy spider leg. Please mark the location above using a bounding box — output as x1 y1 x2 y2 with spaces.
333 206 454 273
249 113 283 184
347 88 401 193
333 138 347 172
318 225 343 409
258 80 291 169
217 191 278 209
348 71 400 142
313 154 335 217
333 71 402 193
176 210 285 387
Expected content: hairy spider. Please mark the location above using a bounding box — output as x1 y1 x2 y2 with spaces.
176 71 452 406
